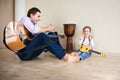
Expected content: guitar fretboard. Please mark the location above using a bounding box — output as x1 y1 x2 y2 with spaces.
91 50 101 54
48 35 65 39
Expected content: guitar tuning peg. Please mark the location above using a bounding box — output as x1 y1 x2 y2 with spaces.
61 35 65 39
59 34 65 39
100 53 106 58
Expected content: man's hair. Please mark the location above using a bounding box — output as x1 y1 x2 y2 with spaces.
27 7 41 17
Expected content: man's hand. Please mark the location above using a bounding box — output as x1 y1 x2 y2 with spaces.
47 24 58 32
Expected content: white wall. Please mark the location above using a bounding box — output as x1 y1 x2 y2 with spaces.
25 0 120 54
15 0 25 22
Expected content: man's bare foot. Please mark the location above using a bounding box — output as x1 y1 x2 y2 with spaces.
62 54 80 63
70 52 78 56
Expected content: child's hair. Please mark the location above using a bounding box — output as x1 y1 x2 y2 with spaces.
83 26 92 32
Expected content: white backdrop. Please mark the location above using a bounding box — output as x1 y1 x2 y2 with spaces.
25 0 120 54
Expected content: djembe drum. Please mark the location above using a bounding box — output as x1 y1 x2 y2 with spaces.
64 24 76 53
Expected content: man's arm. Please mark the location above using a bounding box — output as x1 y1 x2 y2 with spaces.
39 24 58 33
19 16 58 34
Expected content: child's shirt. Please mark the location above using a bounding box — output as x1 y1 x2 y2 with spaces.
79 37 94 48
78 37 94 60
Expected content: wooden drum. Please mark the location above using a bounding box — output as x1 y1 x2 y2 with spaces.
64 24 76 53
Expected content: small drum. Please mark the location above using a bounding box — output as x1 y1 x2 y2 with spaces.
64 24 76 53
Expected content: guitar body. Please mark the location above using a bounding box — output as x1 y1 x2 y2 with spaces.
79 45 106 57
80 45 91 53
4 22 63 51
5 22 30 51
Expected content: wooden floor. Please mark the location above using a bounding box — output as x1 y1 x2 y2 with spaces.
0 49 120 80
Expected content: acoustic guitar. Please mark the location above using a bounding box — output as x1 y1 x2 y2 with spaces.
5 22 31 51
79 45 106 58
5 22 64 51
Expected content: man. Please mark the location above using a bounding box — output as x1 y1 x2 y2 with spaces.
17 7 79 62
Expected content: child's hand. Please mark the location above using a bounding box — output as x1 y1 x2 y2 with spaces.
89 35 94 40
80 34 84 40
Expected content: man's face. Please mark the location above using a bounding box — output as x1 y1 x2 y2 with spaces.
30 12 41 24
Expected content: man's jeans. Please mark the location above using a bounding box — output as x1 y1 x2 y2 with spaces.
17 33 66 60
77 51 92 60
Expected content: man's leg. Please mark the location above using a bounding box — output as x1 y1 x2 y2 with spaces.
17 33 65 60
46 42 66 59
17 33 49 60
17 33 79 62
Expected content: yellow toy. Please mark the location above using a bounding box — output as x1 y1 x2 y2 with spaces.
79 45 106 58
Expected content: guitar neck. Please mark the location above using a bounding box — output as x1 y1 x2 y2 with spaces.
48 35 65 39
91 50 101 54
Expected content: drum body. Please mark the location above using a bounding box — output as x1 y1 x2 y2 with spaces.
64 24 76 53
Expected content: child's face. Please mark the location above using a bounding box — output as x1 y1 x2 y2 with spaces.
83 28 91 37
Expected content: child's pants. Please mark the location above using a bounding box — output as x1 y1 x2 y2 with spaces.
77 51 92 60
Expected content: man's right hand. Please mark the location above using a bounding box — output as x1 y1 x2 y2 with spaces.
47 24 58 32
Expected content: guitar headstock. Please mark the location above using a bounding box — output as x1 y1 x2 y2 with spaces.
100 53 106 58
47 32 65 39
59 35 65 39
